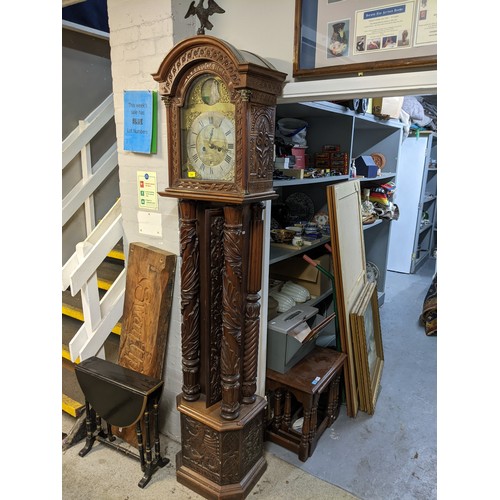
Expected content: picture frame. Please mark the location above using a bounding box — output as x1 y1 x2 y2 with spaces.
326 180 367 417
350 280 384 414
293 0 437 78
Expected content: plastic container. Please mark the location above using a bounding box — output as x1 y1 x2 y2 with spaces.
291 146 308 168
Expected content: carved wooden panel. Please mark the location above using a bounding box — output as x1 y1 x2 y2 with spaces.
113 242 176 445
180 411 263 486
241 203 264 404
179 200 201 402
117 242 176 375
249 104 276 195
220 205 245 420
198 206 225 407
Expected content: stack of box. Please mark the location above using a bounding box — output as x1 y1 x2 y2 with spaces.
314 145 349 175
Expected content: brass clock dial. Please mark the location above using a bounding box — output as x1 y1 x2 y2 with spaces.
187 110 235 181
181 75 235 182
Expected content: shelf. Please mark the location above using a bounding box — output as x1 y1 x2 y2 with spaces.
273 172 396 188
269 235 330 265
419 223 432 235
291 101 404 130
413 250 430 272
273 175 348 188
305 288 334 307
273 99 403 307
358 172 397 183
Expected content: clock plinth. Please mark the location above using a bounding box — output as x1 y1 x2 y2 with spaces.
154 35 286 499
176 394 267 500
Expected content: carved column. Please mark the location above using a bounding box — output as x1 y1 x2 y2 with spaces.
220 205 244 420
241 202 264 404
179 199 201 401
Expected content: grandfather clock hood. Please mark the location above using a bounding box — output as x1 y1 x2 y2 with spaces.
152 35 287 203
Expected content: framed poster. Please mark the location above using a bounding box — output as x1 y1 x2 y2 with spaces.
294 0 437 78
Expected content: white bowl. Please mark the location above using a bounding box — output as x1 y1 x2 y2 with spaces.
269 291 296 312
281 282 311 302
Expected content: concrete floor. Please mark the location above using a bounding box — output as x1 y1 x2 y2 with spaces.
60 258 436 499
61 412 358 499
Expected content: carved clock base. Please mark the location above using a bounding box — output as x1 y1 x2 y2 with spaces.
176 394 267 499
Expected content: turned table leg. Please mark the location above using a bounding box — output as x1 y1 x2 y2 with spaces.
309 393 320 457
299 404 312 462
283 390 292 431
273 389 283 432
78 401 96 457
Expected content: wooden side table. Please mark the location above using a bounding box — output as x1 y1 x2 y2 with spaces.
265 347 346 462
75 356 170 488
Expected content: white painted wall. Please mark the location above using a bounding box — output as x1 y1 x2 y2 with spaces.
106 0 437 443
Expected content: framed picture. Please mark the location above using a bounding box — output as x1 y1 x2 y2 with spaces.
294 0 437 78
350 280 384 414
326 180 367 417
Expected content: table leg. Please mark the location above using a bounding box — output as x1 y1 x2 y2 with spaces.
153 399 169 468
273 389 283 432
138 407 153 488
78 401 96 457
309 394 320 456
106 422 116 442
299 406 311 462
136 420 145 471
327 373 342 426
153 400 161 462
283 390 292 431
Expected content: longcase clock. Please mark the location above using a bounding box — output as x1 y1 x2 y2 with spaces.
152 35 286 499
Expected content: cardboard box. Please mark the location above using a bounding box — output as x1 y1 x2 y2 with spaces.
275 168 305 180
269 254 332 297
372 96 403 119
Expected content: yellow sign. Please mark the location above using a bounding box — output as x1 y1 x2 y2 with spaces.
137 171 158 210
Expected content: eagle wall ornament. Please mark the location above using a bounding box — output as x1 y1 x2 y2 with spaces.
185 0 225 35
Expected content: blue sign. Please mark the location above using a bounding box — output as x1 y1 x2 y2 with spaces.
123 90 157 154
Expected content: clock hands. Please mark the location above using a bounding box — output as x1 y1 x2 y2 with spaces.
207 125 227 154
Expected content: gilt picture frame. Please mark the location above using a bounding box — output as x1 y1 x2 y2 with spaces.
350 280 384 414
293 0 437 78
326 180 367 417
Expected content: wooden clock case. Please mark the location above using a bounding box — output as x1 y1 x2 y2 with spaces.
153 36 286 499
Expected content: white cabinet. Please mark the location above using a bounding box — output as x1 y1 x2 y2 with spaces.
269 101 404 306
387 132 437 273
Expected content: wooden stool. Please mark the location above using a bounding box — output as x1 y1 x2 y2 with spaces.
265 347 346 462
75 356 170 488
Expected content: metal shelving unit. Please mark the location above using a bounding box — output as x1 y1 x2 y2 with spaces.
268 101 403 307
387 131 437 274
